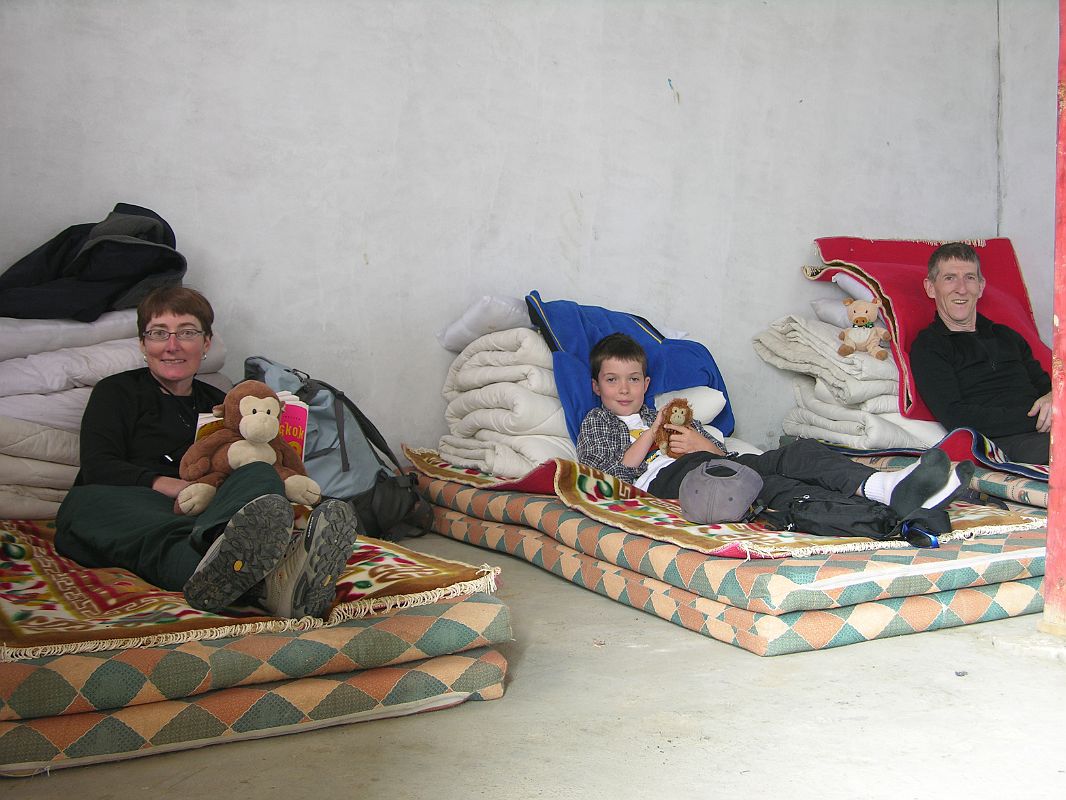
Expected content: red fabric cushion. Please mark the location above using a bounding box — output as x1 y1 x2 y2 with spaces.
808 237 1050 420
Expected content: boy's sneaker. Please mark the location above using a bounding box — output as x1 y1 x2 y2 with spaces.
262 499 359 620
183 494 294 613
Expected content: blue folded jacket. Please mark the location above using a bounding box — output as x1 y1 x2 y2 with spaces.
525 290 735 442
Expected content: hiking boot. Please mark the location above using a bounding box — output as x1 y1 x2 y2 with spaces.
262 499 359 619
183 494 294 613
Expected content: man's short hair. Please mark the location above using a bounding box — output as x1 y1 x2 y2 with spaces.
589 333 648 378
927 242 982 281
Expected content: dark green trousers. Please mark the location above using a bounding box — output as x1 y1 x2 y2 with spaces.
55 462 286 591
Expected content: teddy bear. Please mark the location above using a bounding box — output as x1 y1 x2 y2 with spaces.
654 397 695 458
837 298 891 360
175 380 321 515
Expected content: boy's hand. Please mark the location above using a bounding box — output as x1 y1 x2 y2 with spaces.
650 408 666 434
664 424 726 456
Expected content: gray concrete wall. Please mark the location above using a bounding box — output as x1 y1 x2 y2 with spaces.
0 0 1055 451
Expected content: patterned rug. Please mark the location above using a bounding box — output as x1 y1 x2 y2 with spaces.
0 518 499 661
405 447 1042 558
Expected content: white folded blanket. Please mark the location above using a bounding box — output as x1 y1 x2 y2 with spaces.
783 379 946 450
439 431 577 478
0 485 66 519
812 379 898 414
445 382 569 438
0 309 138 362
753 315 899 405
0 335 227 398
0 415 80 465
0 387 93 432
0 453 78 489
443 328 556 399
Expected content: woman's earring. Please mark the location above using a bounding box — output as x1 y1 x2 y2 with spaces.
202 353 208 361
143 355 148 363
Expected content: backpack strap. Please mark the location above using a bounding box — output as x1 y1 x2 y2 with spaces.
311 378 406 473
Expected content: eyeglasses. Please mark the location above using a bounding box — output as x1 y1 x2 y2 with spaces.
142 329 205 343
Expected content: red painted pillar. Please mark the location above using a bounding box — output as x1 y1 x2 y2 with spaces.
1040 0 1066 635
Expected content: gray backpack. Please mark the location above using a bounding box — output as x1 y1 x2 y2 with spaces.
245 356 427 541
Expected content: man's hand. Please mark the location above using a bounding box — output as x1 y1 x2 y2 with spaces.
664 424 726 456
1028 392 1053 433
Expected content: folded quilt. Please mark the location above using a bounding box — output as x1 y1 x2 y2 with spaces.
0 486 66 519
812 379 897 414
438 430 576 478
0 387 93 432
0 309 137 362
0 335 227 398
0 453 77 490
444 381 569 438
442 327 556 398
0 415 79 465
753 315 898 405
784 379 946 450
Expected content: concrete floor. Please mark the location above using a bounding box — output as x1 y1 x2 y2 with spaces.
5 533 1066 800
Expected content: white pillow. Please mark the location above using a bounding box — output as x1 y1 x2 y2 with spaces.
810 297 851 329
654 386 726 424
436 295 532 353
832 273 876 301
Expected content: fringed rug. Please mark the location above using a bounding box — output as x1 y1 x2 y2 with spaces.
405 447 1042 558
0 518 499 661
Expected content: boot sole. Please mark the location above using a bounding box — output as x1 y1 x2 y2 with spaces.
288 500 359 619
184 495 293 612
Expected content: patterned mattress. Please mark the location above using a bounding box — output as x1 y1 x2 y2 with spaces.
417 470 1046 656
0 515 514 775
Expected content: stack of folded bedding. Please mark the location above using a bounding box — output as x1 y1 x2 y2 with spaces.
753 311 947 450
438 327 578 477
0 310 231 518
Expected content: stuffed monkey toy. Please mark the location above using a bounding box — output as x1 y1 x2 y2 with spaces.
654 397 696 459
175 380 321 515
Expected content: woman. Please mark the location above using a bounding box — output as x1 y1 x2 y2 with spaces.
56 286 358 619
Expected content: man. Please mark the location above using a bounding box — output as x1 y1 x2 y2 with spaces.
910 242 1051 464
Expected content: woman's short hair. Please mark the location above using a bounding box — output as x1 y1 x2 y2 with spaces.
137 286 215 337
590 333 648 378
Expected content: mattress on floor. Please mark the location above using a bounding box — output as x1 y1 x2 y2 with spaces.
426 507 1040 657
416 472 1047 655
0 518 514 774
0 645 507 775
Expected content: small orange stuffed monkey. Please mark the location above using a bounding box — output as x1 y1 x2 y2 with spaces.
174 380 321 515
654 397 695 458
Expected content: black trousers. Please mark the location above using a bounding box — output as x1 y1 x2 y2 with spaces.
994 431 1049 466
648 438 876 508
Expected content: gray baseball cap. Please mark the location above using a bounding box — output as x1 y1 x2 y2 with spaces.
678 459 763 524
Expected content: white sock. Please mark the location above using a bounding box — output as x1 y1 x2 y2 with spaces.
861 460 920 505
920 468 962 509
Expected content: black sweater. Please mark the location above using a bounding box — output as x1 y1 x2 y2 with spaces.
910 313 1051 438
76 368 226 488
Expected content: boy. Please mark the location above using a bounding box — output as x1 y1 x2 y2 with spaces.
576 333 973 525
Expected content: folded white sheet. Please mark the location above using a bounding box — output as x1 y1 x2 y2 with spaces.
0 387 93 432
0 309 138 362
445 382 569 438
783 379 945 450
442 328 556 399
812 379 898 414
753 315 899 405
0 484 66 519
438 430 576 477
0 335 228 398
0 453 78 489
0 415 80 465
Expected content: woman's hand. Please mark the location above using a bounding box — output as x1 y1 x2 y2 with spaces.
664 424 726 456
152 475 192 499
